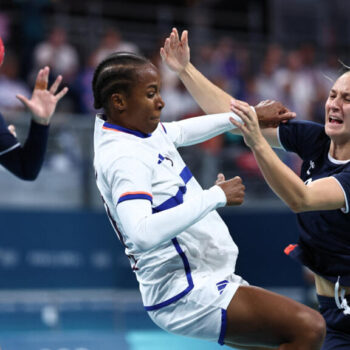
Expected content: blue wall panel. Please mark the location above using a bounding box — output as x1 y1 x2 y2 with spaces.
0 209 303 289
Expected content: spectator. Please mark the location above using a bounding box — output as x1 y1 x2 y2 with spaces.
31 26 79 86
93 27 139 66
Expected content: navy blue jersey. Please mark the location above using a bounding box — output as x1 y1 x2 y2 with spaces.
279 120 350 286
0 112 49 180
0 112 20 154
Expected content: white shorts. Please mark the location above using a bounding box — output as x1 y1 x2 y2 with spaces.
147 273 248 345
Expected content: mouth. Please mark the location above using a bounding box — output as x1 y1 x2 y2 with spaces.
328 115 343 124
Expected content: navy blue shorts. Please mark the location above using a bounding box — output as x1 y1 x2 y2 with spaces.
317 294 350 349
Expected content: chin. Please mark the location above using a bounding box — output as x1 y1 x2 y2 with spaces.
146 122 159 134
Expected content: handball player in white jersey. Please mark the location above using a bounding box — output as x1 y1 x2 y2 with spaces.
93 29 325 349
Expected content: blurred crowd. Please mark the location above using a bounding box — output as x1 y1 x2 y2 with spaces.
0 19 346 187
0 24 343 122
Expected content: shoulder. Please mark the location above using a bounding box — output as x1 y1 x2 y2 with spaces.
280 120 325 135
279 120 328 154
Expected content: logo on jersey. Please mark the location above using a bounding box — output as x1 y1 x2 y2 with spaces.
157 153 174 166
305 178 313 185
306 160 315 175
216 280 229 295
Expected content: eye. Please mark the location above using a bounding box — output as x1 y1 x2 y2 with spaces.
147 91 155 98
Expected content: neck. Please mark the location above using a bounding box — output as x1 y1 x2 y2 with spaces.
329 141 350 161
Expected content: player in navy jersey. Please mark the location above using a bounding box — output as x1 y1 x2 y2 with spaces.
0 66 68 179
229 75 350 350
161 28 349 350
93 33 326 348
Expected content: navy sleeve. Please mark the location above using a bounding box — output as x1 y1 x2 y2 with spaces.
333 166 350 214
0 112 20 153
279 120 327 160
0 113 49 180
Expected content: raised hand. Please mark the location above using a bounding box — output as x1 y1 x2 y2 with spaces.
216 174 245 206
230 99 263 149
160 27 190 74
16 66 68 125
254 100 296 128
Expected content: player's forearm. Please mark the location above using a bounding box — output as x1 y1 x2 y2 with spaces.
251 139 309 212
0 121 49 180
178 63 232 114
174 112 242 147
117 185 226 252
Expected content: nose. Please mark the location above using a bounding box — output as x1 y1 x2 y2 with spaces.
329 96 341 111
156 95 165 110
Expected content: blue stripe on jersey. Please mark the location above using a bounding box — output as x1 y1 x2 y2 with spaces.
152 186 186 213
103 121 151 138
218 309 227 345
144 237 194 311
160 122 167 133
180 166 193 184
145 166 194 311
118 193 153 204
151 167 192 213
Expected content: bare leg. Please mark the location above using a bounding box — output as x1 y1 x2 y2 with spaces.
224 286 325 349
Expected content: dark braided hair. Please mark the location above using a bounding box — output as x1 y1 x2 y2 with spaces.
92 52 151 111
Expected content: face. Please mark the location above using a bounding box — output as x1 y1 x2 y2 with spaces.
122 64 164 134
325 72 350 144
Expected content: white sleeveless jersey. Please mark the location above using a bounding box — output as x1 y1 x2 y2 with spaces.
94 114 240 310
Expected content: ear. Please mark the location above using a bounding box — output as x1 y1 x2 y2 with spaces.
111 93 127 112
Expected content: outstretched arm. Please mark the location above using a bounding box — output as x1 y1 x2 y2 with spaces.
229 99 345 212
160 28 295 140
0 67 68 180
160 28 234 115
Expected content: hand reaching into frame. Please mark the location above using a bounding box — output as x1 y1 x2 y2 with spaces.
254 99 296 128
160 27 190 74
16 66 68 126
230 99 264 150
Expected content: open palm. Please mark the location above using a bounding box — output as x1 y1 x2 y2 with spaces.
16 66 68 125
160 28 190 74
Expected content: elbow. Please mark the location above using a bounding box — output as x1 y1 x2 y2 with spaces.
289 204 303 213
132 238 153 252
287 198 310 213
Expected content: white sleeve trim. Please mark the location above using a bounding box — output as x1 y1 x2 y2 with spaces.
116 185 226 252
332 177 349 213
173 112 243 147
0 142 20 156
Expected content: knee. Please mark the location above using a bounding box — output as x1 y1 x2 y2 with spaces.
297 309 326 346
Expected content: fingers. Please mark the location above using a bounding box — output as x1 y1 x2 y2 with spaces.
220 175 245 206
172 27 179 42
55 86 69 101
279 111 296 121
215 173 225 185
160 47 165 60
170 31 178 49
181 30 188 46
16 94 30 108
163 37 170 54
49 75 63 94
34 66 49 90
230 116 247 133
231 100 257 124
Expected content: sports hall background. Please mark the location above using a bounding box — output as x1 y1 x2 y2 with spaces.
0 0 349 349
